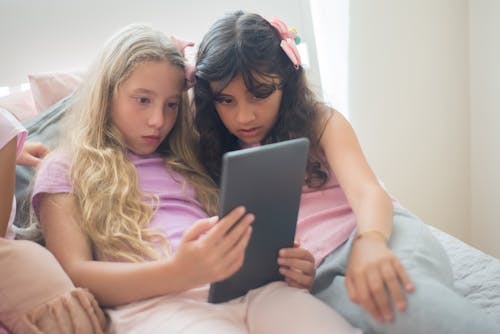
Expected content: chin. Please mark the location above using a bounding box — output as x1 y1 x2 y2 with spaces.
130 147 157 156
238 138 260 146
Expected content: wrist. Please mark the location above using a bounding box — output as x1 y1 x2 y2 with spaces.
354 230 389 243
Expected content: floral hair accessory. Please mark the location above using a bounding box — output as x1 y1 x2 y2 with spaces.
170 36 196 89
266 17 302 70
289 27 301 45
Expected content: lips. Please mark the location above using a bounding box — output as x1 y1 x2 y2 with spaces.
143 135 161 144
238 127 260 137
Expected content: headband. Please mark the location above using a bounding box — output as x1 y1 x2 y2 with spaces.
170 36 196 89
266 17 302 70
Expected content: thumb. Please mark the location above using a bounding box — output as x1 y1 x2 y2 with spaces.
294 239 301 248
182 216 218 242
33 143 49 158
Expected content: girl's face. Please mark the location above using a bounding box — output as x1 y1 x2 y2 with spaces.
112 61 184 155
211 75 282 146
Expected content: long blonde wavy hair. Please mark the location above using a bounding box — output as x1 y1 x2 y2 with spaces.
63 24 218 262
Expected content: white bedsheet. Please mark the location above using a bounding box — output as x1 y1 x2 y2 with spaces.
428 225 500 325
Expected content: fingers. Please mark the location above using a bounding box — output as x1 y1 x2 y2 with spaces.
278 247 315 289
393 257 414 292
366 269 391 322
217 212 254 255
18 154 42 167
278 248 314 272
349 260 413 323
30 142 49 158
279 264 314 289
381 261 406 313
207 206 248 241
181 216 218 242
350 272 383 322
345 276 357 302
372 258 414 318
196 207 254 281
283 276 304 289
217 225 253 278
16 142 49 167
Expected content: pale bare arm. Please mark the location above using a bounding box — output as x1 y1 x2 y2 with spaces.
40 193 253 307
320 110 413 322
320 110 393 237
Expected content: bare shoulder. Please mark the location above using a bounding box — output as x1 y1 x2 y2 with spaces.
315 104 335 141
316 105 356 140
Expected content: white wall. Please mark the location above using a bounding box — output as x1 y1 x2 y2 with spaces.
469 0 500 258
348 0 471 241
0 0 320 90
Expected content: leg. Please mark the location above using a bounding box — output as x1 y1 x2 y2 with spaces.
245 281 361 334
314 207 500 334
106 289 248 334
0 239 106 334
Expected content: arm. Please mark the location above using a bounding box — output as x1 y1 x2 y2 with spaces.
0 137 17 237
320 110 413 322
320 110 393 237
16 141 49 167
40 193 253 307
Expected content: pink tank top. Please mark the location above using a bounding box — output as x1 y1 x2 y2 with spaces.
297 170 356 266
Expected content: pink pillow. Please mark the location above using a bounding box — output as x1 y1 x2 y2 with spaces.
28 70 84 114
0 90 37 122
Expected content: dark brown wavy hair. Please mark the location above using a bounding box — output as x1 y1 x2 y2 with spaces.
194 10 329 188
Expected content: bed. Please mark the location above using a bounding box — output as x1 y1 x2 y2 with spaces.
1 72 500 329
428 225 500 323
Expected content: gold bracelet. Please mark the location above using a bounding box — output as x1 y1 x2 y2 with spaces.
355 230 389 243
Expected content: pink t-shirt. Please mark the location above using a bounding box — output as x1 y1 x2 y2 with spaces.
0 109 27 239
31 151 208 258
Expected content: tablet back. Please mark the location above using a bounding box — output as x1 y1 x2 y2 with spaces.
208 138 309 303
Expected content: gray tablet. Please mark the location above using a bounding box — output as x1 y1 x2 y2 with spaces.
208 137 309 303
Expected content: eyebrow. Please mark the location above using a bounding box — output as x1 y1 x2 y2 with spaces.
212 92 231 99
131 88 181 100
131 88 156 95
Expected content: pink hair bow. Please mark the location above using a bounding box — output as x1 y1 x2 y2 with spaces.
266 17 302 70
171 36 196 89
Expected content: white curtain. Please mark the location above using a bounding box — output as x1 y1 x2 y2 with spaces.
309 0 349 117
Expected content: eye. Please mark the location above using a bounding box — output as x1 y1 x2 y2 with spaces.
251 84 276 99
166 101 179 110
250 94 265 101
214 95 234 105
135 96 151 105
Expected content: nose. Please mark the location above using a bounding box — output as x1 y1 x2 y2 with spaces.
148 105 164 129
235 102 256 124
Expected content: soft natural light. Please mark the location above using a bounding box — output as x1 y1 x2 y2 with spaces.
20 83 31 91
310 0 349 117
0 86 9 98
297 42 310 69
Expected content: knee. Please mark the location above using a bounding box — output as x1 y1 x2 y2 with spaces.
1 239 75 302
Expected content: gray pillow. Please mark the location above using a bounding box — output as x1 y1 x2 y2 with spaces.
14 95 72 228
